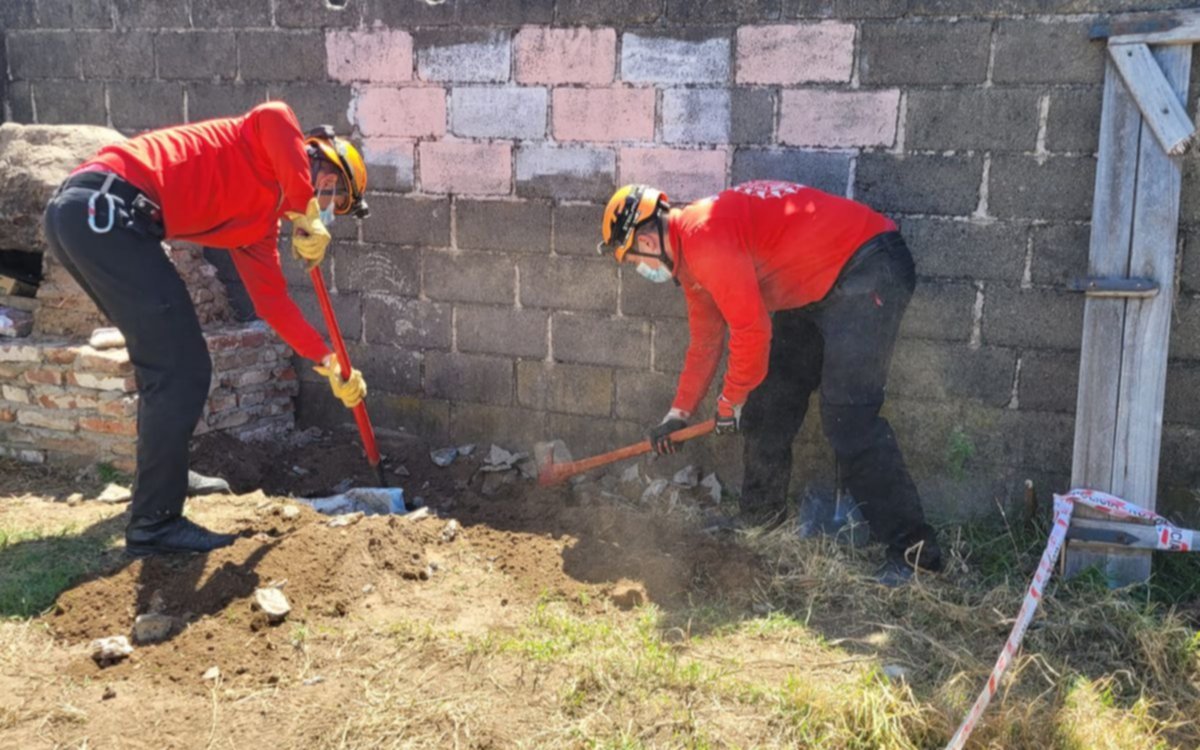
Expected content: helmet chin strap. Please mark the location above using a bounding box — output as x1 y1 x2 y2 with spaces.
655 212 674 274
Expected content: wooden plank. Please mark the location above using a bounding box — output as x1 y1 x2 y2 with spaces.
1109 43 1196 156
1096 10 1200 45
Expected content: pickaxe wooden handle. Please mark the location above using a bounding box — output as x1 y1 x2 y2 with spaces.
537 419 716 487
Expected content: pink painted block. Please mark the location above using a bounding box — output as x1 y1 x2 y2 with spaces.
352 87 446 138
327 29 413 83
737 23 855 84
618 147 728 202
515 27 616 84
779 89 900 148
552 87 655 142
419 141 512 196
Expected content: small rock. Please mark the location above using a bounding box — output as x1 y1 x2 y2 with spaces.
457 443 476 457
90 636 133 666
882 664 910 682
481 470 515 496
88 327 125 350
254 587 290 623
641 478 669 502
302 676 325 686
672 465 699 488
430 447 458 467
700 472 723 503
328 511 364 528
441 519 461 542
393 465 411 477
101 685 117 700
620 464 641 485
147 590 167 614
202 666 221 681
66 492 83 506
96 483 132 504
281 505 301 521
362 583 375 594
290 465 310 476
132 613 176 645
403 507 432 521
516 458 538 480
419 565 434 580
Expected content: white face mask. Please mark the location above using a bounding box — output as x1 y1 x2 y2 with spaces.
636 262 672 284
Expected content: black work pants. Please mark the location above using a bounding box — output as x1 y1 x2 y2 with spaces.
43 179 212 525
740 232 939 565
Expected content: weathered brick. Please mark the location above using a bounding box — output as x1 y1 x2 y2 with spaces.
80 32 155 81
860 21 991 85
557 0 661 23
36 388 102 411
343 342 421 395
449 402 547 453
515 27 616 85
516 145 616 201
2 385 31 403
18 410 77 432
425 251 513 305
517 361 611 416
0 407 15 423
889 340 1015 407
23 369 61 386
457 200 551 253
458 306 547 359
621 32 731 85
277 0 362 28
33 81 106 125
901 218 1026 282
352 87 446 138
424 352 512 405
362 195 450 247
67 372 136 392
899 280 976 341
994 20 1104 85
613 369 677 421
239 31 327 82
451 86 547 140
98 396 138 419
292 288 362 342
984 286 1084 350
553 87 655 143
156 32 237 80
80 417 137 437
77 347 132 375
731 149 850 195
554 203 607 260
1019 351 1079 414
519 257 616 312
779 89 900 148
416 29 510 83
192 0 272 27
618 147 727 202
907 89 1040 152
363 0 457 27
267 84 354 132
333 244 419 296
668 0 781 22
737 23 855 84
113 0 188 28
855 154 983 216
360 138 414 192
989 156 1096 221
109 82 184 132
1046 87 1103 154
552 313 650 369
1029 222 1090 286
731 89 775 145
326 29 412 84
7 31 79 79
662 89 729 145
621 265 688 319
419 141 512 196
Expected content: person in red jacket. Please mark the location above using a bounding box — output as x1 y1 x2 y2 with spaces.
43 102 370 557
598 181 941 584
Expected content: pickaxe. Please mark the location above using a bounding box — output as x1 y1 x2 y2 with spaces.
537 419 716 487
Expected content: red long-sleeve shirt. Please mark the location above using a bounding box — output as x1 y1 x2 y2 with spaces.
77 101 330 362
669 181 896 415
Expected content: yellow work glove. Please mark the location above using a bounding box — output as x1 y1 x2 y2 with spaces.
314 353 367 409
285 197 331 270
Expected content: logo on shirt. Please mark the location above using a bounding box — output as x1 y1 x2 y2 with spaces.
732 181 804 199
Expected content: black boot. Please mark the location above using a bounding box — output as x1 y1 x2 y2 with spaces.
126 515 237 557
876 535 943 587
187 470 230 496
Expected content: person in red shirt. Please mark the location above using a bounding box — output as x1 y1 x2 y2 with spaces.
42 102 370 557
598 181 941 584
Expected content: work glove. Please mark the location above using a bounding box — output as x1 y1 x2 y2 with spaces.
285 197 331 270
314 353 367 409
648 408 689 455
715 396 742 435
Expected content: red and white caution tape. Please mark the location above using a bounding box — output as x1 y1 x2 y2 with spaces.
945 489 1198 750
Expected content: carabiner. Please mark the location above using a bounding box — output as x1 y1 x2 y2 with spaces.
87 190 117 234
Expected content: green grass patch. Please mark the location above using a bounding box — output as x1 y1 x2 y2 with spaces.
0 522 121 618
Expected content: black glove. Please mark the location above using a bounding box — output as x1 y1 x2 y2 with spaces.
648 417 687 455
715 397 742 435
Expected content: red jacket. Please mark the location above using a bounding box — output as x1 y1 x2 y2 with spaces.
79 102 329 362
669 181 896 415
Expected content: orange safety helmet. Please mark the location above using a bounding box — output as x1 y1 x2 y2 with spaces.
305 125 369 218
598 184 669 262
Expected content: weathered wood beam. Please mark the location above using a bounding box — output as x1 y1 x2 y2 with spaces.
1108 43 1195 156
1091 9 1200 45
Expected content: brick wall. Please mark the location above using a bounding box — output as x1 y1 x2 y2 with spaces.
4 0 1200 518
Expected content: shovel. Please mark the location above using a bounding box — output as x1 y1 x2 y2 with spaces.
537 419 716 487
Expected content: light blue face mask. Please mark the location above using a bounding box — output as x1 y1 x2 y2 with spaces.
317 185 337 226
636 262 672 284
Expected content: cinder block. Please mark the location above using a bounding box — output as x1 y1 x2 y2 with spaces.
668 0 781 22
33 81 105 126
416 28 511 83
113 0 188 28
457 200 551 253
267 83 353 133
901 217 1026 282
7 31 79 78
731 88 775 144
618 147 727 203
360 138 414 192
363 0 457 27
994 20 1104 85
860 21 991 85
555 203 605 256
191 0 271 27
156 32 237 80
545 412 643 459
292 288 363 342
361 195 450 247
855 154 984 217
515 27 616 85
652 318 694 374
1046 87 1103 154
889 339 1015 407
731 149 850 195
516 145 616 201
451 86 547 140
7 82 33 123
79 32 154 80
519 257 616 312
418 141 511 196
621 32 731 85
109 82 184 131
1169 296 1200 361
362 296 450 348
662 89 730 144
187 83 268 121
239 31 327 82
906 89 1040 151
37 0 110 28
458 306 547 359
899 280 976 342
449 402 548 452
424 250 513 305
558 0 661 24
621 266 688 319
553 87 656 142
983 285 1084 350
368 393 451 443
457 0 553 23
737 23 854 84
989 155 1096 221
517 361 612 416
1029 222 1089 286
614 369 677 420
779 89 899 148
424 352 513 406
1019 350 1078 414
1180 224 1200 294
552 313 650 369
351 87 446 138
277 0 361 28
333 243 419 297
326 29 412 83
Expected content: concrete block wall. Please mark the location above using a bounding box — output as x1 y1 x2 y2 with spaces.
3 0 1200 517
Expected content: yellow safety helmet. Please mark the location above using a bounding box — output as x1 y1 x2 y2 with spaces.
305 125 369 218
598 184 669 262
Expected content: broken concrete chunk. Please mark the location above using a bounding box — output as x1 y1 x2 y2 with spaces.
516 458 538 480
96 483 132 504
481 444 529 473
202 666 221 681
328 511 364 528
281 505 301 521
700 473 722 503
90 635 133 666
430 447 458 467
254 587 290 623
132 613 176 645
672 465 699 488
441 519 461 542
641 478 669 502
88 327 125 350
457 444 476 456
620 464 641 485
